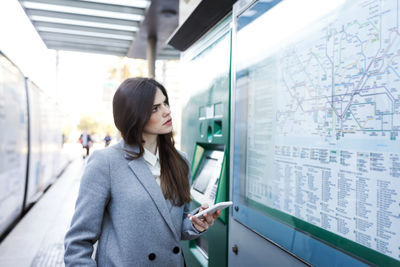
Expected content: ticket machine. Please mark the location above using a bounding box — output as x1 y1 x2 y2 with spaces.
178 16 232 267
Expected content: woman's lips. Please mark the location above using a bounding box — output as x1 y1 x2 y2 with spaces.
163 119 172 126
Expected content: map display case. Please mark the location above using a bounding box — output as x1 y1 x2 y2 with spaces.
231 0 400 266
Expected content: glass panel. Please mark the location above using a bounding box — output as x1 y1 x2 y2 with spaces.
233 0 400 266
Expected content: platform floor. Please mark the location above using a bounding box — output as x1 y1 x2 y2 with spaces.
0 144 100 267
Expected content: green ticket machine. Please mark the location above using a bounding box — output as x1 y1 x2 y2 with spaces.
178 17 232 267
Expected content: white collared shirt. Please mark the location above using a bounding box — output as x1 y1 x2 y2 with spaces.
143 147 161 186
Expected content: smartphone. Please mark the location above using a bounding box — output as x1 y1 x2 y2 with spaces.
190 201 233 220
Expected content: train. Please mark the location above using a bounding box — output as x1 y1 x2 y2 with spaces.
0 51 67 239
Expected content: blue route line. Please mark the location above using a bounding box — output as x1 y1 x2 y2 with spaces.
387 65 400 79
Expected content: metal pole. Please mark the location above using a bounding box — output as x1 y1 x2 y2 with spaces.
147 35 157 78
54 50 59 101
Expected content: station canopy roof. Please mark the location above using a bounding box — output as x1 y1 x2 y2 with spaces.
18 0 180 59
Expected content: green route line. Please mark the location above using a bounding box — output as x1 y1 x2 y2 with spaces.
347 19 379 38
349 101 394 115
346 101 395 132
348 106 370 129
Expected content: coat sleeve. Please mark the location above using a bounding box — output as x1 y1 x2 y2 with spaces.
64 150 111 266
179 151 205 240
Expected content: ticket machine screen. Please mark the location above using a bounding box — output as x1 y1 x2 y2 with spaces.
191 150 224 205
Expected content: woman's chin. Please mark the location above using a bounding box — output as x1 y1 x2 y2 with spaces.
159 128 173 135
164 125 173 133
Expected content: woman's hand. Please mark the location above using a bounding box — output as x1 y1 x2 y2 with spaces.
188 203 222 232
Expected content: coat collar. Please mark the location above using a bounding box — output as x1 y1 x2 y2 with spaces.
119 140 179 241
118 139 139 158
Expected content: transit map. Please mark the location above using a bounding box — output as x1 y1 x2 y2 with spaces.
238 0 400 263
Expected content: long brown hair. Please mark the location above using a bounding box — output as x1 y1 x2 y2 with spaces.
113 78 190 206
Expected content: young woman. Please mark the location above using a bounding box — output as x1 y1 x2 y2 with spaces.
64 78 220 266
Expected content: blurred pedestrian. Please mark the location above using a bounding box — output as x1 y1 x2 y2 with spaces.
79 130 92 158
104 133 111 147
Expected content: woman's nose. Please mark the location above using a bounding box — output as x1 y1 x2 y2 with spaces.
162 104 171 116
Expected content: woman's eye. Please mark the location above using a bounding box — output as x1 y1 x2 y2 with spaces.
152 107 158 112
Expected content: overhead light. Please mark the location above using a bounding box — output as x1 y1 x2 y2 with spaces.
81 0 150 9
36 27 134 40
22 1 144 21
30 16 139 31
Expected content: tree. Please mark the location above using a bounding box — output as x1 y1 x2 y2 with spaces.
77 115 100 133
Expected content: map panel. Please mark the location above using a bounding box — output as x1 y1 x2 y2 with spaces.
237 0 400 263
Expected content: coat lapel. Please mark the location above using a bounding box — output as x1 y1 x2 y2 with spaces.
122 141 179 241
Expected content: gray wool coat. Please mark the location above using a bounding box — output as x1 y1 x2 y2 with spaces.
64 140 202 267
